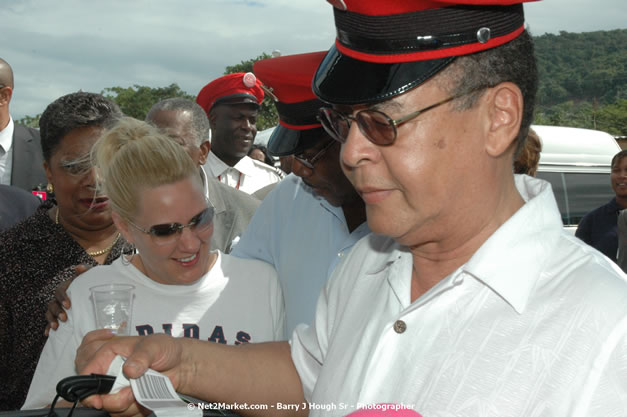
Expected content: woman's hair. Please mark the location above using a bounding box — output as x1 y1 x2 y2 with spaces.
248 144 274 166
513 127 542 176
91 117 199 221
39 92 122 162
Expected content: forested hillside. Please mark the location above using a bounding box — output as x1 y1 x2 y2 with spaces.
534 29 627 135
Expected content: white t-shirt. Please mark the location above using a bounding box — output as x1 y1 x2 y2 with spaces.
203 152 282 194
23 251 284 409
291 175 627 416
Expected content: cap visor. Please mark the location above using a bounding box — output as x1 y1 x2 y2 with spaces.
313 45 455 105
214 93 260 107
267 125 325 157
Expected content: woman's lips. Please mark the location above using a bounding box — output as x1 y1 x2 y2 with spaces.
80 197 109 209
175 252 200 267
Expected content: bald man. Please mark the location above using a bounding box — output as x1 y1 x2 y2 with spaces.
0 58 46 192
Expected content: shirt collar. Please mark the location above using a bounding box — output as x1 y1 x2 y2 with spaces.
605 197 620 213
463 175 563 314
200 166 227 214
0 117 14 152
204 151 230 178
364 175 564 315
204 152 261 179
232 155 260 177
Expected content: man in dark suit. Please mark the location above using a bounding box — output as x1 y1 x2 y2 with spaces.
0 58 47 192
0 184 41 231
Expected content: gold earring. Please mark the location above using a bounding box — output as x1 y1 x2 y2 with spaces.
46 183 54 194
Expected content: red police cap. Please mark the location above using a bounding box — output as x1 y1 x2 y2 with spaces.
253 52 328 156
196 72 264 115
314 0 538 105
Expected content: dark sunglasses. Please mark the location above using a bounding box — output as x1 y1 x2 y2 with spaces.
317 87 488 146
293 139 336 170
129 206 214 245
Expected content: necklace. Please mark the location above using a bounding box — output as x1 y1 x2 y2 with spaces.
55 207 121 257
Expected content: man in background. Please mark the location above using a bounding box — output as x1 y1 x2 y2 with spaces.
230 51 369 335
0 184 41 231
0 58 47 192
145 97 260 253
576 149 627 262
196 73 282 194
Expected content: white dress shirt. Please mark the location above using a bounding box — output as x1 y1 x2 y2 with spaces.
291 175 627 417
0 117 15 185
203 151 282 195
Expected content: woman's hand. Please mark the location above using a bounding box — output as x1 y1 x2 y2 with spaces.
45 264 92 336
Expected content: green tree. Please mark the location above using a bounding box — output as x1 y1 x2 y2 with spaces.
224 52 278 131
102 83 194 120
596 99 627 136
16 114 41 128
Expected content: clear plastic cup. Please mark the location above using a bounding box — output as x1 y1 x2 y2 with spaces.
90 284 135 335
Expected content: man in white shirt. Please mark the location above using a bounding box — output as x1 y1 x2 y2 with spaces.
0 58 46 192
77 1 627 416
196 72 283 194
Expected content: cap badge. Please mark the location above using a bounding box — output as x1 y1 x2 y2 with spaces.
476 27 492 44
242 72 257 88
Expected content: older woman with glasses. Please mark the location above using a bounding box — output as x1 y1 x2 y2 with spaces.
23 117 284 409
0 92 126 411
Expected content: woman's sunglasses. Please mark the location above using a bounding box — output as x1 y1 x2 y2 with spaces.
129 206 214 245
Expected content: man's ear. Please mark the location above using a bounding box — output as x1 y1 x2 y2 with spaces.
0 86 13 107
112 211 135 245
199 141 210 165
484 82 523 158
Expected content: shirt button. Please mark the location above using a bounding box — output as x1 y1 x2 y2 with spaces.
393 320 407 334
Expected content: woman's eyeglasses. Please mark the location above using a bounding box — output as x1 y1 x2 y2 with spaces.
129 206 214 245
293 139 336 170
59 153 93 176
317 88 488 146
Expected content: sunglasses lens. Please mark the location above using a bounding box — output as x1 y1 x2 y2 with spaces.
357 110 395 145
150 224 179 238
192 207 214 231
319 108 349 143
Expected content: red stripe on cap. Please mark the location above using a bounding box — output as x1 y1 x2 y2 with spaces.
336 25 524 63
279 120 322 130
338 0 444 15
337 0 536 15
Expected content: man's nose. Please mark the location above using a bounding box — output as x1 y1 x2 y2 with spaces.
291 158 313 179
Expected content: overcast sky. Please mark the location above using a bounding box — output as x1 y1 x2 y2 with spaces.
2 0 626 120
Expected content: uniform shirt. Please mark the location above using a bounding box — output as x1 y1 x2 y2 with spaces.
231 174 370 336
291 175 627 417
203 151 282 195
0 117 14 185
23 251 284 409
576 197 620 261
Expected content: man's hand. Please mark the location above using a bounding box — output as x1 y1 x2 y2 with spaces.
77 332 184 416
77 331 303 417
45 264 92 336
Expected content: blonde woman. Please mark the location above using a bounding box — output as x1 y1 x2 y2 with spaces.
23 118 284 409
